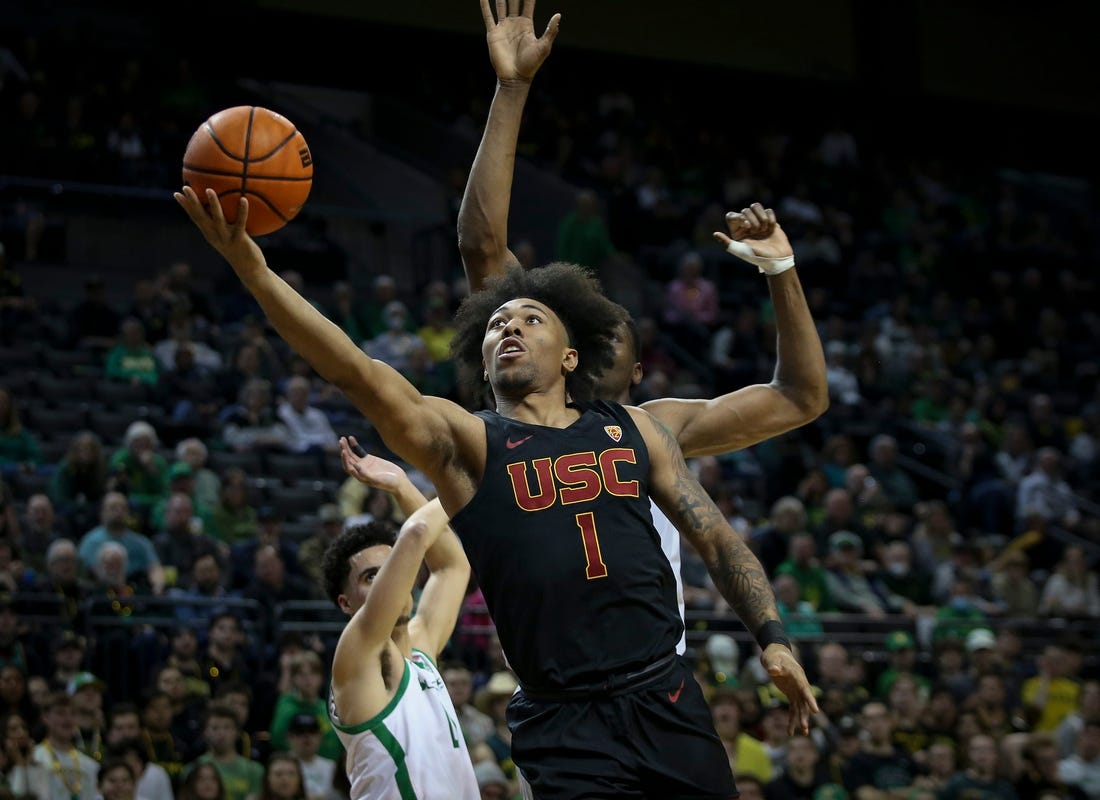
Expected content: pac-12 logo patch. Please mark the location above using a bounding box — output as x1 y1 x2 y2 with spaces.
604 425 622 442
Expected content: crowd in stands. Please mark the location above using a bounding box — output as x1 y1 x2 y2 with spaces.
2 8 1100 800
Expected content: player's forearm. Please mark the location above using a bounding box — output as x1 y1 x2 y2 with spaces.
708 531 783 635
232 258 369 391
387 478 463 574
767 270 829 418
457 80 530 290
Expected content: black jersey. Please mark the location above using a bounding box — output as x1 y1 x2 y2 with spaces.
449 400 682 691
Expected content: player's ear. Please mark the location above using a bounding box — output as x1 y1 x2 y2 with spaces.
562 347 578 374
337 594 352 616
631 362 643 387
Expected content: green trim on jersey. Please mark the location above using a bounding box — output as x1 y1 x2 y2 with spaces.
411 648 438 673
372 723 418 800
328 659 411 735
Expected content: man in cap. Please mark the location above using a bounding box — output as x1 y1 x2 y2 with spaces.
825 531 908 616
67 671 106 760
286 712 336 800
876 630 930 698
474 759 512 800
50 630 88 692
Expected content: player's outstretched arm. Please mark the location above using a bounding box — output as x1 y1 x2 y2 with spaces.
175 187 468 482
330 498 451 723
631 406 819 734
339 436 470 662
457 0 561 291
641 203 828 457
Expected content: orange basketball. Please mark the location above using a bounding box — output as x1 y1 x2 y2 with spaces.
182 106 313 236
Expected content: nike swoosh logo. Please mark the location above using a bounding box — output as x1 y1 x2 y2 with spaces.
668 678 685 704
505 435 534 450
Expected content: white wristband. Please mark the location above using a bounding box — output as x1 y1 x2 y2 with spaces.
726 239 796 276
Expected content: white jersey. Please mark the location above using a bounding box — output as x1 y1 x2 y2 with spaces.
651 499 687 655
329 649 479 800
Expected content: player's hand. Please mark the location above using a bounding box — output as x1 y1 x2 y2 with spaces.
480 0 561 83
339 435 403 492
761 644 819 736
174 186 263 269
713 202 793 262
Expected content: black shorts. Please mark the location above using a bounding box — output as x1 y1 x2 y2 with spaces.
507 656 738 800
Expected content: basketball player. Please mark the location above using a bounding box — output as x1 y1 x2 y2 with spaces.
321 452 478 800
463 1 827 663
176 171 813 797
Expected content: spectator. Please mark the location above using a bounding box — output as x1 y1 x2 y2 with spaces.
256 750 308 800
990 550 1040 617
824 530 908 617
876 630 930 699
185 704 263 800
752 495 808 578
813 487 873 555
108 421 170 518
774 532 831 611
940 733 1019 799
200 612 252 700
842 700 919 796
1022 644 1082 733
1017 446 1081 533
32 691 100 800
104 317 159 389
149 462 217 532
554 189 615 272
49 629 88 693
175 437 222 512
77 491 164 594
154 313 224 373
473 759 511 800
140 690 187 789
877 538 934 608
0 386 40 474
230 507 302 592
296 504 344 587
867 434 920 513
168 553 240 629
475 671 520 783
49 430 110 533
361 300 429 378
219 378 291 454
177 761 226 800
35 538 92 628
763 734 832 799
1059 719 1100 799
663 250 719 351
152 491 222 587
285 712 336 800
67 671 106 760
160 343 223 434
772 573 823 640
1038 545 1100 618
19 493 71 571
1056 680 1100 759
208 468 258 545
276 376 339 455
109 737 174 800
443 662 492 750
710 690 772 783
268 651 340 761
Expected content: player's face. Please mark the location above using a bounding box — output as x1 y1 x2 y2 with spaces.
483 298 575 395
592 320 641 402
342 545 413 625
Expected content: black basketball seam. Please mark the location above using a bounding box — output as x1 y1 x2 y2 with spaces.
200 122 246 163
248 192 292 222
181 168 311 182
247 129 301 163
241 107 255 199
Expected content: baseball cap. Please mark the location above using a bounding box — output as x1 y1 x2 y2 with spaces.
474 671 519 715
67 672 105 695
828 530 862 553
473 760 509 789
885 631 915 651
168 462 194 481
965 628 996 653
287 713 320 734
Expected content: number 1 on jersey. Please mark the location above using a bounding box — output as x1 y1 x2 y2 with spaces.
576 511 608 579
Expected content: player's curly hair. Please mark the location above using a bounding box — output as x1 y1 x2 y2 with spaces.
321 520 398 606
450 263 621 403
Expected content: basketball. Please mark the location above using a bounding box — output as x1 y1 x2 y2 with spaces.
182 105 313 236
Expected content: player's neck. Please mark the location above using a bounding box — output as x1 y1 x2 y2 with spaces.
496 390 579 428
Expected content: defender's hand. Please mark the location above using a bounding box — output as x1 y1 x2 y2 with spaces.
480 0 561 83
761 644 819 736
713 202 794 262
339 435 403 492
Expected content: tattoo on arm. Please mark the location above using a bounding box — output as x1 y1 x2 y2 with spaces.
653 418 780 633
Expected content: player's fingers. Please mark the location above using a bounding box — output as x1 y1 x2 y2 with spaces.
712 232 733 247
741 205 763 228
725 211 750 234
762 206 776 226
496 0 506 24
523 0 535 19
480 0 495 28
233 197 250 233
543 12 561 42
